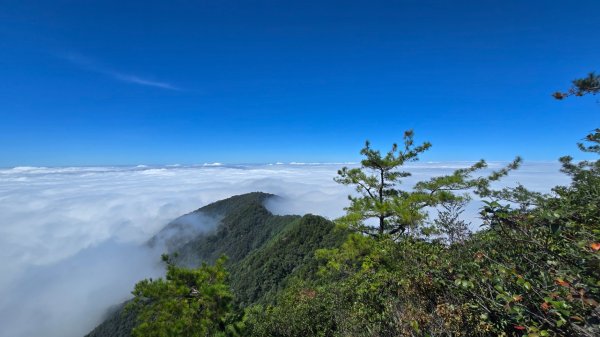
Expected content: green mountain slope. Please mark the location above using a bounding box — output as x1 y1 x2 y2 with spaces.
84 304 138 337
230 214 346 306
86 192 346 337
173 195 300 266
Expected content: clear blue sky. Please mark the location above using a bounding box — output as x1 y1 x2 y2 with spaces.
1 0 599 166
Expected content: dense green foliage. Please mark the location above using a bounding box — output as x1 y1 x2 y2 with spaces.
242 127 599 336
229 214 348 306
88 75 599 337
127 255 237 337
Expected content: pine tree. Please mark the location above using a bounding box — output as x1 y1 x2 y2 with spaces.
434 198 471 244
553 72 600 99
335 130 520 238
127 255 239 337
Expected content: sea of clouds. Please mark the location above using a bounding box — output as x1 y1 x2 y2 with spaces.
0 162 570 337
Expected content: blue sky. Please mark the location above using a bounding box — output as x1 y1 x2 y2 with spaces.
1 0 599 166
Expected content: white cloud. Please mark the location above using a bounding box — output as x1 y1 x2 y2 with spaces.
111 73 179 90
59 52 180 90
0 162 570 337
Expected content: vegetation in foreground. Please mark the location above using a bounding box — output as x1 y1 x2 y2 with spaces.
91 74 599 337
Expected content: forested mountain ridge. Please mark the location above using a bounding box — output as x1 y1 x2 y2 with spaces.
148 192 280 254
171 194 300 267
86 192 346 337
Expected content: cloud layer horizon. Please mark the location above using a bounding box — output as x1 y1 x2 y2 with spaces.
0 162 569 337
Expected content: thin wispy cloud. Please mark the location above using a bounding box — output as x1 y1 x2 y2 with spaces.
58 52 180 90
112 73 179 90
